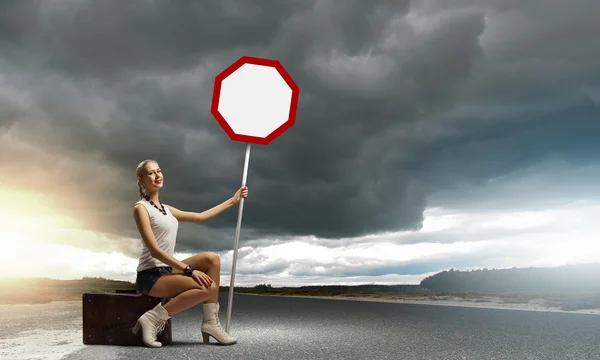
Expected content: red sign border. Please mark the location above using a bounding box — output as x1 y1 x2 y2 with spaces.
210 56 300 145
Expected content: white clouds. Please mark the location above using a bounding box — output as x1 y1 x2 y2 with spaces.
3 198 599 286
0 240 137 280
221 200 600 284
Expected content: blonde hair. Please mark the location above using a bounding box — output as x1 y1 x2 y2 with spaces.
136 159 158 199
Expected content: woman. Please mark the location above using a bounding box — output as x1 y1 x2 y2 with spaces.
131 159 248 348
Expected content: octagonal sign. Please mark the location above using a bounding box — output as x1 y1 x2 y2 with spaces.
211 56 300 145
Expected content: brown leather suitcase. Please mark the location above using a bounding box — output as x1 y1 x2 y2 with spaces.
82 290 172 346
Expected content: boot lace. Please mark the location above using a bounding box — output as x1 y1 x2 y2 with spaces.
215 313 227 335
155 319 167 336
215 311 229 336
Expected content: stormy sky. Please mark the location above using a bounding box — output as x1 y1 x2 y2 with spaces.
1 0 599 286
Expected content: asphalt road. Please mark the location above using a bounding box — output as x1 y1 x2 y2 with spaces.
57 293 600 360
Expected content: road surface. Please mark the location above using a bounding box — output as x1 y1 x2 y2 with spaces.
2 293 599 359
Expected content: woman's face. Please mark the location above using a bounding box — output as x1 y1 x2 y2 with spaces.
141 161 163 190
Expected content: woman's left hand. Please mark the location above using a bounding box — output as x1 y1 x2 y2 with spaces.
233 186 249 204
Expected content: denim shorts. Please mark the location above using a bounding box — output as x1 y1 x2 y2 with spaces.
136 266 172 295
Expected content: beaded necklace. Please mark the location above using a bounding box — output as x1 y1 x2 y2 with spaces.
143 194 167 216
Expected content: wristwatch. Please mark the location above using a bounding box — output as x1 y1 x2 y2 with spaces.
183 265 196 277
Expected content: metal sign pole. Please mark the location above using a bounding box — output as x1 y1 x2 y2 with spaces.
226 142 251 332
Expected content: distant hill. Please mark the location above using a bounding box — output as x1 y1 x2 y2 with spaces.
232 262 600 296
419 262 600 293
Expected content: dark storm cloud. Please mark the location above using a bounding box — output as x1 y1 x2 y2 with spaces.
0 0 312 78
1 0 600 252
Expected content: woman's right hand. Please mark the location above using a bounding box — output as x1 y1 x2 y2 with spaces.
192 269 214 287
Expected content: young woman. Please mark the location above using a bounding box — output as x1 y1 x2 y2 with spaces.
131 159 248 348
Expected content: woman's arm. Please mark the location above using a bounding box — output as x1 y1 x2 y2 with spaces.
167 197 236 223
167 186 248 223
133 204 191 271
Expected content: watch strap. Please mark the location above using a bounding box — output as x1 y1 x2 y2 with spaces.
183 265 196 276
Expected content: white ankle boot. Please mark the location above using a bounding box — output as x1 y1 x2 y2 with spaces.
132 302 171 348
201 302 237 345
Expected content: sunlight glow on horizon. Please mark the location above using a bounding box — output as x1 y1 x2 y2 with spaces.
0 188 83 243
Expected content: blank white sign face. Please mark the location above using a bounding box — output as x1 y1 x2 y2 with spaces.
217 63 294 138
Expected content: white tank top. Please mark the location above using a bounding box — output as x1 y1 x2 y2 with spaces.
135 199 179 272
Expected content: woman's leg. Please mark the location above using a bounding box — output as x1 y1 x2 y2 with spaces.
149 272 217 316
172 251 222 303
133 273 215 348
170 251 237 345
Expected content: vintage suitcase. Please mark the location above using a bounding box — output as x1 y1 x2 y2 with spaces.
82 290 172 346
